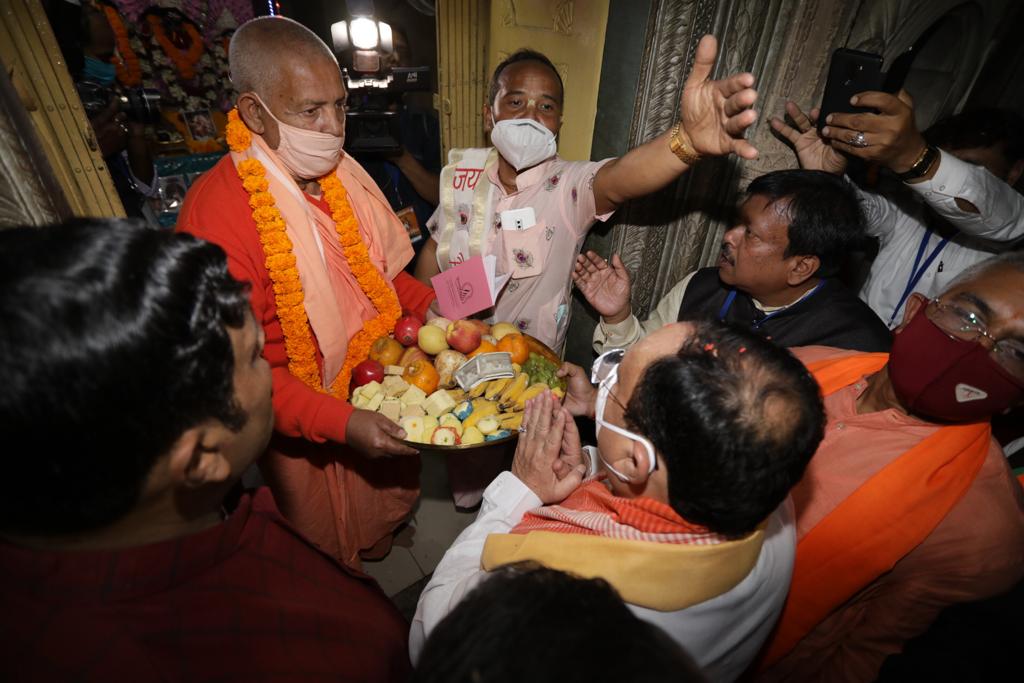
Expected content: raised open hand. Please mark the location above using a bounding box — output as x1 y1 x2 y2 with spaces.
681 35 759 160
770 101 848 175
572 251 631 322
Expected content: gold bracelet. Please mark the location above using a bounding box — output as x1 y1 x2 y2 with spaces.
669 122 702 165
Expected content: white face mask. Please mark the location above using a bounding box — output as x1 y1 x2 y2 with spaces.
489 116 557 171
592 364 659 483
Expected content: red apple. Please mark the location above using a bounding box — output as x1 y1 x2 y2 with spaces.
446 320 482 354
394 315 423 347
352 359 384 387
399 346 429 368
465 319 490 336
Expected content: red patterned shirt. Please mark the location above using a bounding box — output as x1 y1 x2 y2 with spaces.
0 488 411 682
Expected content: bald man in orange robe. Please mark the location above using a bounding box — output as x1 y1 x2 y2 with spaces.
179 16 434 568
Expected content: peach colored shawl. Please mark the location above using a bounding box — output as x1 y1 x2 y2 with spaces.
231 137 413 386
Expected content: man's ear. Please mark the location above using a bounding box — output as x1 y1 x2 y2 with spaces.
236 92 266 135
786 254 820 287
167 424 232 489
1007 158 1024 187
895 292 929 333
482 103 494 135
627 440 655 486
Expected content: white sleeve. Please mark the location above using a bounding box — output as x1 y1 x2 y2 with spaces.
592 272 694 353
853 183 899 241
409 471 543 663
907 149 1024 242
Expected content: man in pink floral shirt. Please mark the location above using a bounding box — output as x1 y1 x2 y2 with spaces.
415 35 760 350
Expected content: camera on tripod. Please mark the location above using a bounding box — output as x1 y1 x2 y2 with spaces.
331 16 430 156
76 81 162 126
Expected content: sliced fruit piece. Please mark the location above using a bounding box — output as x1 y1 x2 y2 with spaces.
430 426 461 446
461 426 485 445
476 416 500 435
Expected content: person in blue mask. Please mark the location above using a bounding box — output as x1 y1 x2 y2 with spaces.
50 2 158 219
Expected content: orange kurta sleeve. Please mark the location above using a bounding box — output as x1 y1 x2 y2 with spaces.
177 156 354 445
394 270 436 320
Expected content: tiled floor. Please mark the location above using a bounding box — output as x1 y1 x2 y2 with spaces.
361 451 481 598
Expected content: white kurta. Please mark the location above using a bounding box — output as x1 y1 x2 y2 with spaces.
410 471 797 682
857 150 1024 327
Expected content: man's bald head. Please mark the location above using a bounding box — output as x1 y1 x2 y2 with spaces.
229 16 337 97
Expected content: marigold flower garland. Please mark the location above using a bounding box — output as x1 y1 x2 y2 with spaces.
103 5 141 87
147 13 204 81
227 109 400 401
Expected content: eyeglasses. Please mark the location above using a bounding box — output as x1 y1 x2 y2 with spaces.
590 349 658 483
927 298 1024 380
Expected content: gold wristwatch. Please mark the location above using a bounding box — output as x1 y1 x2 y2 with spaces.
669 122 702 165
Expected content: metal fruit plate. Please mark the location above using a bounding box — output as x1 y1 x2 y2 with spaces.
400 334 559 452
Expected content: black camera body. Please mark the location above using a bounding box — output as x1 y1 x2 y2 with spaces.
76 81 162 125
343 65 430 156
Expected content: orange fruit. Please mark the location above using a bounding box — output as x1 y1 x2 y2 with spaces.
466 340 498 359
368 336 403 366
404 358 440 394
497 333 529 364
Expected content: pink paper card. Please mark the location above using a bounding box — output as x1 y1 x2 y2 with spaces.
431 256 495 320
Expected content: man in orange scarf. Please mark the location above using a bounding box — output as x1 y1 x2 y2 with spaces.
412 321 827 681
756 252 1024 681
178 17 435 568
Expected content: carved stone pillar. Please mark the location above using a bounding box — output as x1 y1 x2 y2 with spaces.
565 0 864 363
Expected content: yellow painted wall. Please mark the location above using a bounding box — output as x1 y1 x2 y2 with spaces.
487 0 609 161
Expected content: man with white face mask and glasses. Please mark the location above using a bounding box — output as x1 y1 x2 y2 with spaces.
179 17 439 569
414 36 760 350
412 321 826 681
754 252 1024 682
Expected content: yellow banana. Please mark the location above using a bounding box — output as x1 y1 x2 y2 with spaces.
498 372 529 405
508 382 549 411
463 401 500 430
447 388 468 402
484 377 511 400
500 412 524 430
468 380 489 398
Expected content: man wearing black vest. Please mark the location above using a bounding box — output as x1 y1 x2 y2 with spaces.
576 169 891 353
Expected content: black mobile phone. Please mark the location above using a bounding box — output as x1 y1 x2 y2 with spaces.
817 48 885 132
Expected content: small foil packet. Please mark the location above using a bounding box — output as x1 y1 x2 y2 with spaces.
455 352 514 390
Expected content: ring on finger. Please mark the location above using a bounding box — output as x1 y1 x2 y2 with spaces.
851 131 869 148
517 426 527 434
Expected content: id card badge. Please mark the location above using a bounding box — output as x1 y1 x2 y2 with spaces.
397 206 423 242
500 207 536 231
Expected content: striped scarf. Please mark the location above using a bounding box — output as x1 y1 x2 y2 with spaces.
511 480 730 546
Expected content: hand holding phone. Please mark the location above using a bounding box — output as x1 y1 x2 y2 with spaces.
816 49 886 133
817 48 927 172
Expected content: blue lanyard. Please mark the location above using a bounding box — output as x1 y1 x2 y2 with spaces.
887 228 950 327
717 279 827 329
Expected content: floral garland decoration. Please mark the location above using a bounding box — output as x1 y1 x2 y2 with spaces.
226 109 400 401
103 4 141 87
147 13 204 81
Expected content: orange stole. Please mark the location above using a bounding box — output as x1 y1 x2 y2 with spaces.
756 353 991 670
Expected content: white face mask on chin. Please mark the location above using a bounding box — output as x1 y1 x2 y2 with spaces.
489 116 557 171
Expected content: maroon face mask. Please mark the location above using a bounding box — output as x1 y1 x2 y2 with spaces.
889 310 1024 423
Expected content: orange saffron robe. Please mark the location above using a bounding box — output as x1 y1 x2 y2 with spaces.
179 153 435 568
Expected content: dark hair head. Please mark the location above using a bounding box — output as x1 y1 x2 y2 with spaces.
488 49 564 106
624 321 825 535
414 563 706 683
925 108 1024 164
0 219 250 537
745 169 865 278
